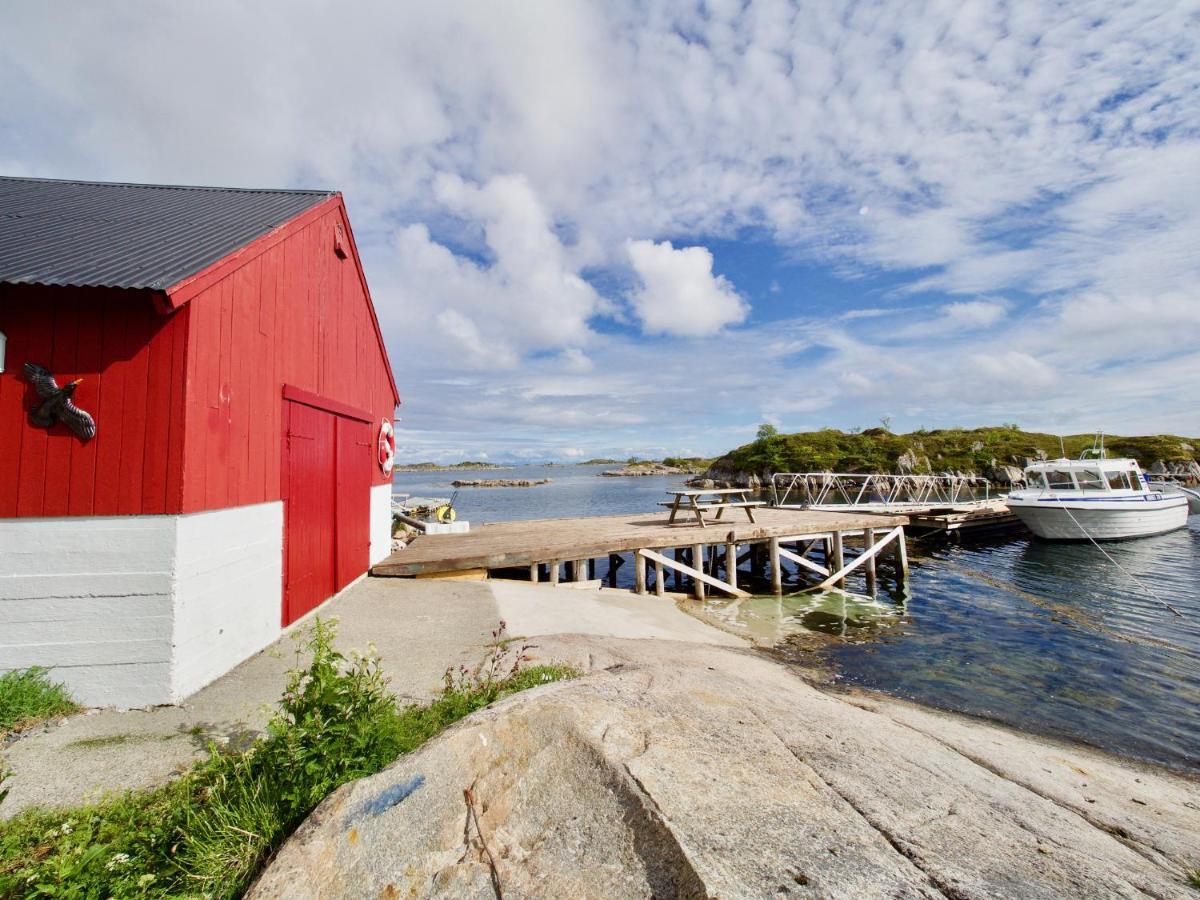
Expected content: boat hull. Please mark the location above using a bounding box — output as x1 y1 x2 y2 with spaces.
1007 496 1188 541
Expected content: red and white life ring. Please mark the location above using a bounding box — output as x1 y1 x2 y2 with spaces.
378 419 395 474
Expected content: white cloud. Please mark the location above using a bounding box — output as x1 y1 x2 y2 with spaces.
385 173 603 370
626 239 748 336
967 350 1059 394
2 1 1198 454
940 299 1010 330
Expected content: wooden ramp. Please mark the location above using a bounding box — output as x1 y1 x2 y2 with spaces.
373 508 908 596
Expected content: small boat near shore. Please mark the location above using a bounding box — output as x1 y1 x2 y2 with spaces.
1006 452 1190 541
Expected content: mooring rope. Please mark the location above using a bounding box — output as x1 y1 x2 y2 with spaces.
1052 497 1183 618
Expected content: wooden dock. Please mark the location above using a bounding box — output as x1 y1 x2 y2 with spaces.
373 508 909 597
905 499 1020 537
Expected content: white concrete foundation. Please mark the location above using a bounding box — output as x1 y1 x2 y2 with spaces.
172 503 283 699
0 502 284 708
369 483 393 566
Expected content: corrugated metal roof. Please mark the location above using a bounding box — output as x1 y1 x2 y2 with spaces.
0 176 336 291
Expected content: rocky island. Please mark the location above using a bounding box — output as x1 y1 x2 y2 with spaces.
600 461 705 477
692 425 1200 489
393 461 512 473
449 478 551 488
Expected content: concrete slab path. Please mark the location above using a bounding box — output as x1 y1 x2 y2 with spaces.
1 577 506 818
1 577 741 818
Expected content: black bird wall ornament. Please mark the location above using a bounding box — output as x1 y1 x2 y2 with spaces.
23 363 97 440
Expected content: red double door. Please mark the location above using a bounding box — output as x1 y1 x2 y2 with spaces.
282 398 372 626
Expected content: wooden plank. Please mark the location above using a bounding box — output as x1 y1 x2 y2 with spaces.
116 303 154 515
139 310 175 513
91 302 128 514
67 300 104 515
0 298 31 516
666 488 756 496
372 509 909 577
637 548 749 599
863 527 877 591
163 306 190 512
777 545 830 578
808 527 903 591
415 568 487 581
726 535 737 591
830 531 845 587
14 293 55 516
40 293 80 517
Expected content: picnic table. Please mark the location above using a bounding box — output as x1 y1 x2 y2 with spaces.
659 488 765 527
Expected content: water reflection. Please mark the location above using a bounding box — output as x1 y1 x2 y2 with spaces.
812 525 1199 772
696 589 909 644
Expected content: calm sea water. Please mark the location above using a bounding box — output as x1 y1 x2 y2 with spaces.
394 465 1200 771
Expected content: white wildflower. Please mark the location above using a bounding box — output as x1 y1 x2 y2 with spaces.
59 821 73 834
105 852 131 871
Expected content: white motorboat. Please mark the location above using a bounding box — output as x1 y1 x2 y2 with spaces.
1007 452 1189 541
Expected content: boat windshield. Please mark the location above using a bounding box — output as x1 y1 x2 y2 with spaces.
1106 470 1140 490
1025 470 1047 489
1043 468 1076 490
1074 468 1105 490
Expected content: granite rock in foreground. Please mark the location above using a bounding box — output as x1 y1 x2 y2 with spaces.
249 638 1199 899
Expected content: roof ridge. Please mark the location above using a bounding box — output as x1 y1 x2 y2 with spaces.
0 174 337 196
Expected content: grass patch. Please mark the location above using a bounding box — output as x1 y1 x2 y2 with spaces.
66 733 176 750
0 667 79 736
0 619 574 898
1189 868 1200 890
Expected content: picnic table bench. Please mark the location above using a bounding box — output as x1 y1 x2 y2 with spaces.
659 488 766 527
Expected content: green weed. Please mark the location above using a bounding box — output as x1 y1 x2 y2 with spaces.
0 618 574 899
0 667 79 735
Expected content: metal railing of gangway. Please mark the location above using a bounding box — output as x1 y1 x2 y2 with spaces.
770 472 991 510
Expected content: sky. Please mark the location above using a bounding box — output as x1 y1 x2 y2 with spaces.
2 1 1198 462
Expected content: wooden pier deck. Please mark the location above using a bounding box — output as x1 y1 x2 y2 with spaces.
373 508 908 596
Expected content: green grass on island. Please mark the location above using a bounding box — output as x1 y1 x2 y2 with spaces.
711 424 1200 478
0 667 79 736
0 619 575 899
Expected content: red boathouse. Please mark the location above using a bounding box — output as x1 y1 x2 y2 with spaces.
0 176 400 707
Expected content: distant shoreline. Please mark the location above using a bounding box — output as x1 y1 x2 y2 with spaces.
392 462 513 473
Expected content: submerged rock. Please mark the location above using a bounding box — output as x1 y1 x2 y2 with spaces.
249 638 1200 900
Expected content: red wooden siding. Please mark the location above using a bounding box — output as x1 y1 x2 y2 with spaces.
0 285 188 518
179 202 396 513
1 196 396 521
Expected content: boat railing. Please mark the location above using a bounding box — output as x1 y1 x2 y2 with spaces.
770 472 991 509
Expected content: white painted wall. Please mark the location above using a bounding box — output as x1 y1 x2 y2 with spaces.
0 489 399 708
0 503 285 708
0 516 177 707
369 483 393 566
172 502 283 698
